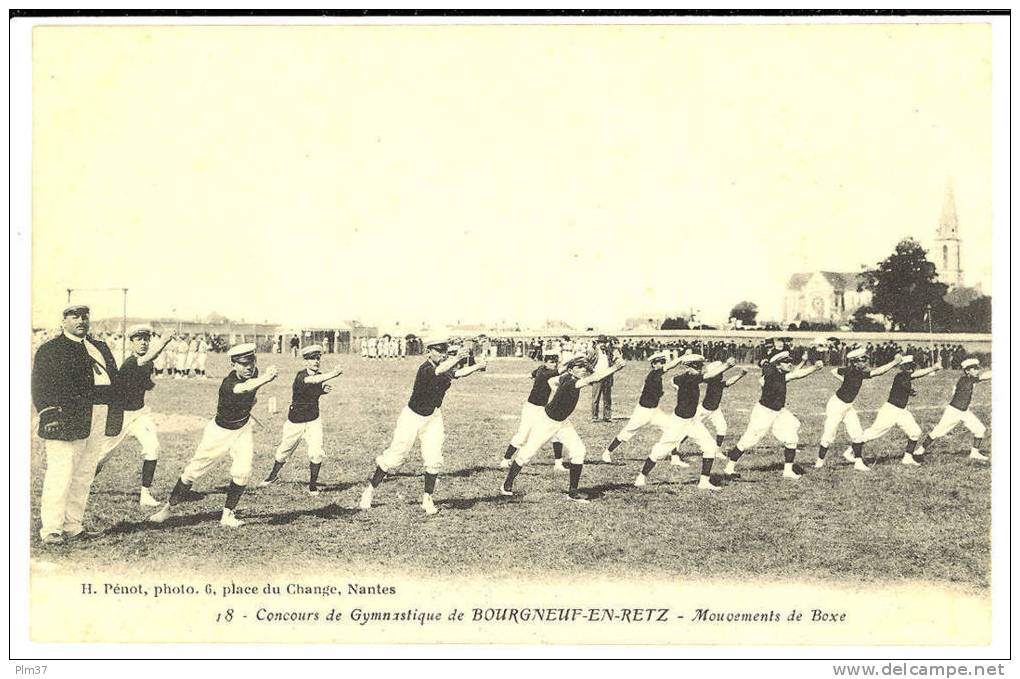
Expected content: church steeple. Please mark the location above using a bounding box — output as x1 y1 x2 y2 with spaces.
934 180 963 288
938 182 959 239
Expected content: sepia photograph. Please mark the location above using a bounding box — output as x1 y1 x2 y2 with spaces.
10 9 1010 665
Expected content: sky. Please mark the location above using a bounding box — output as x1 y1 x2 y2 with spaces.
31 23 994 330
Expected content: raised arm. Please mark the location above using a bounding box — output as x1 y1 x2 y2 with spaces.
304 366 344 384
978 370 992 382
662 356 684 372
233 365 279 393
724 367 749 388
435 347 471 376
787 360 824 382
704 357 736 380
137 334 176 367
868 354 902 378
454 358 487 379
910 365 940 380
577 359 626 389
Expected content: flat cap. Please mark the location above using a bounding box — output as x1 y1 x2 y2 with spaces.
62 304 90 316
227 343 257 361
847 347 867 360
680 353 706 364
961 358 980 369
300 344 323 358
769 350 792 364
424 336 449 349
648 351 670 363
127 324 153 339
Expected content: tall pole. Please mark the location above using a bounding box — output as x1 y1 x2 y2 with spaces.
122 287 128 361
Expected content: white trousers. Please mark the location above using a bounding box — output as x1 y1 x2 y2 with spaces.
515 412 585 465
376 407 445 474
820 395 864 447
39 405 109 538
696 405 727 436
736 404 801 451
274 417 325 464
175 353 187 370
650 414 719 461
181 420 254 486
862 403 921 442
615 405 672 443
97 407 160 466
196 353 207 371
510 402 562 448
929 405 986 439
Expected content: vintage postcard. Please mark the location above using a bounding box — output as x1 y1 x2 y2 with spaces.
11 11 1010 662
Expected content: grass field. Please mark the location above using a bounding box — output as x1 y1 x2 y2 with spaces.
28 353 992 587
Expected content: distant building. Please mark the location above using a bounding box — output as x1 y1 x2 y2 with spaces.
783 272 871 325
934 182 964 288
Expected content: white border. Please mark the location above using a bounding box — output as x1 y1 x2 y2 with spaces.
7 11 1012 666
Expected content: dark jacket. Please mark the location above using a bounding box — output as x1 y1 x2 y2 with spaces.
31 334 123 441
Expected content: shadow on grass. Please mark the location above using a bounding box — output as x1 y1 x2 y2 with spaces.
583 481 642 499
245 502 360 526
100 501 360 535
438 494 523 510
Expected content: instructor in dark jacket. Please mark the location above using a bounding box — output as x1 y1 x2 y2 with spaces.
32 304 122 545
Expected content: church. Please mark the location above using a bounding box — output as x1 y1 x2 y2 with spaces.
783 183 965 326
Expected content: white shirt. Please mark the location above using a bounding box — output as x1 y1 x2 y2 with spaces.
64 330 112 386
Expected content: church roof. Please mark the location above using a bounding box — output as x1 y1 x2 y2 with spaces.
787 272 865 292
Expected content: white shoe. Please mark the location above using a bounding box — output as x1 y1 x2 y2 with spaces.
670 456 690 468
307 488 321 496
500 485 514 497
567 491 591 504
220 508 245 528
421 494 439 515
259 476 279 488
148 503 172 523
139 487 161 507
697 478 721 491
913 445 925 457
853 458 872 472
634 474 646 488
601 451 613 463
782 469 802 480
901 454 920 466
724 462 736 476
499 458 511 469
553 460 568 473
842 449 855 464
969 450 989 461
814 457 825 469
358 486 374 510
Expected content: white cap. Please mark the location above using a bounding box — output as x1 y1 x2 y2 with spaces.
680 353 705 364
768 350 791 364
300 344 324 358
847 347 867 360
899 355 914 365
961 358 980 369
227 343 257 361
424 336 450 349
648 351 670 363
127 324 153 339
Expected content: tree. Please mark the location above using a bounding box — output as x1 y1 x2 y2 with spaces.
850 306 886 332
660 316 690 330
729 301 759 326
860 238 948 331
